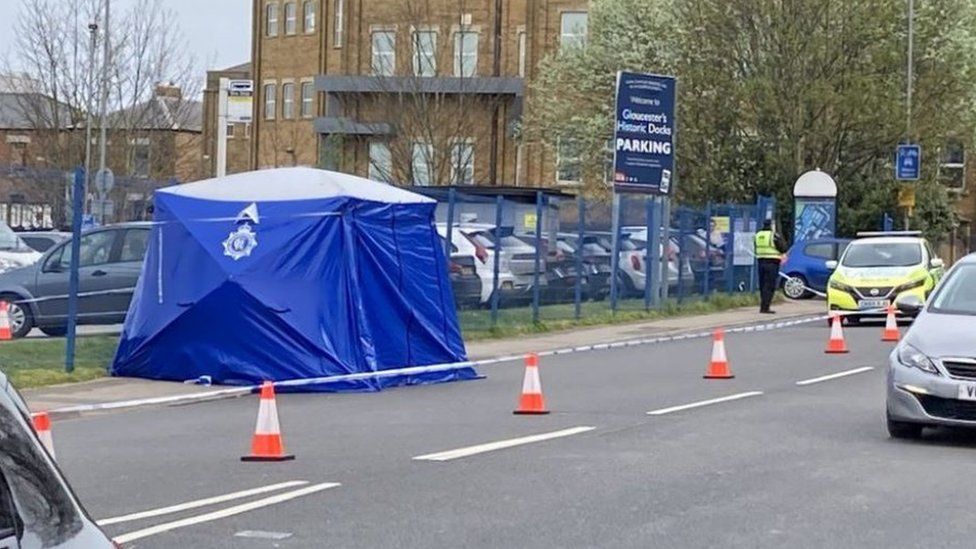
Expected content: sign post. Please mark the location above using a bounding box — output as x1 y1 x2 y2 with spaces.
895 144 920 230
611 72 677 307
217 79 253 178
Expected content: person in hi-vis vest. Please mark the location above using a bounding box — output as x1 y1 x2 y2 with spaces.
754 219 787 314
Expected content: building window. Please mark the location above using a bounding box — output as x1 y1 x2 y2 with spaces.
369 141 393 182
284 2 297 34
300 81 314 117
412 141 433 186
454 31 478 77
226 124 235 138
303 1 315 33
940 140 966 190
371 31 396 76
265 3 279 37
518 29 527 77
282 82 295 118
263 83 276 120
131 138 150 178
333 0 344 47
413 30 437 77
450 140 474 185
560 12 588 50
556 139 581 184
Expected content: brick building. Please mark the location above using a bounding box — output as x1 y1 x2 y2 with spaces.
202 63 254 177
249 0 588 186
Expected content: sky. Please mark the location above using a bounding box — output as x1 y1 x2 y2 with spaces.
0 0 252 75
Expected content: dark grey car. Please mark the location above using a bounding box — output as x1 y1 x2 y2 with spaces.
0 223 150 338
0 370 115 547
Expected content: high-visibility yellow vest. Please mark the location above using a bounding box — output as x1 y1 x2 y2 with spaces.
754 230 780 259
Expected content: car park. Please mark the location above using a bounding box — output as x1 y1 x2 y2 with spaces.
886 254 976 438
826 232 944 323
0 369 115 547
464 228 546 288
0 222 150 338
779 237 851 299
17 231 70 254
447 255 483 309
436 224 516 306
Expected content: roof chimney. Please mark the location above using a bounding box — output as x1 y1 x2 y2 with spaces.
154 82 182 100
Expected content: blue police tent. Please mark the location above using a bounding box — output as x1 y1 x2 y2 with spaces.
111 167 476 391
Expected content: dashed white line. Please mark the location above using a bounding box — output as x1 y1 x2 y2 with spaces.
98 480 309 526
112 482 341 544
413 426 596 462
796 366 874 386
647 391 764 416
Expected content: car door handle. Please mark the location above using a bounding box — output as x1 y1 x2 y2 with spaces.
92 269 108 277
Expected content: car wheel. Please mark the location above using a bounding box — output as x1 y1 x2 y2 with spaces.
782 274 811 299
39 326 68 337
886 414 923 439
0 294 33 339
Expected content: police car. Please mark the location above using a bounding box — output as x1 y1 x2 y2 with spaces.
825 231 945 323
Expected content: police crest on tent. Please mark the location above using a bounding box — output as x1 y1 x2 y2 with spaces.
223 224 258 260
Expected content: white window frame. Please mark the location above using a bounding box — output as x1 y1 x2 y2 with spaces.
560 11 588 50
333 0 344 47
300 80 314 118
556 139 582 185
265 3 279 37
226 123 235 138
369 141 393 182
303 1 315 33
281 81 295 119
453 30 478 77
412 29 437 77
412 141 434 186
450 139 475 185
263 82 277 120
517 27 527 77
371 30 396 76
284 2 297 35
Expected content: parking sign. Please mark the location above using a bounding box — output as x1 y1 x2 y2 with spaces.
896 144 921 181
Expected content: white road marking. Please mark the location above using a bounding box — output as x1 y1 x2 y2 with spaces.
113 482 340 544
647 391 764 416
796 366 874 386
234 530 293 540
413 426 596 462
98 480 309 526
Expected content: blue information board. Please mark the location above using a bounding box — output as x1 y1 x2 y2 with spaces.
896 144 921 181
794 199 836 242
612 72 676 194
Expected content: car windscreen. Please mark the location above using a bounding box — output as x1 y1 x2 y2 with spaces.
841 242 922 268
0 223 30 253
929 265 976 316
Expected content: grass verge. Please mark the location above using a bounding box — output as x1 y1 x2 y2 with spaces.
1 292 769 388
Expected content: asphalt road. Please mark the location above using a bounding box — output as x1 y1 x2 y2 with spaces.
45 317 976 548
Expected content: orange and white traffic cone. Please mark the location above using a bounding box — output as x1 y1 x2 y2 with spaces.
703 328 734 379
882 305 900 342
241 381 294 462
32 412 55 458
825 314 850 354
0 301 12 340
514 353 549 415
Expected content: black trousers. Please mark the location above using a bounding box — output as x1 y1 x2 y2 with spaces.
758 258 780 312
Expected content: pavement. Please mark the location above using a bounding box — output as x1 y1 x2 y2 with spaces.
21 300 823 413
34 300 975 548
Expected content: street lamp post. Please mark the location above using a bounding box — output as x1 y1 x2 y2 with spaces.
84 22 98 210
97 0 111 224
905 0 915 230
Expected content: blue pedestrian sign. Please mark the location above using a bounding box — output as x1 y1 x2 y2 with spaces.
612 71 677 195
896 144 921 181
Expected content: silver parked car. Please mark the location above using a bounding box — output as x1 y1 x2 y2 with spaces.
0 223 150 338
886 253 976 438
0 369 115 547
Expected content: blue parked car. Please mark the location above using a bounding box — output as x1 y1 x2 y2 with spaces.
780 238 851 299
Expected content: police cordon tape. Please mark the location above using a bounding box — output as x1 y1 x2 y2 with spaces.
45 310 863 416
777 271 827 298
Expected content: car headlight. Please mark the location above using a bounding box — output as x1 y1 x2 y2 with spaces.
893 277 927 294
829 279 854 292
897 343 938 374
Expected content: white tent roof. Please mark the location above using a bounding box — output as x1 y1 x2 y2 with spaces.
159 167 434 204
